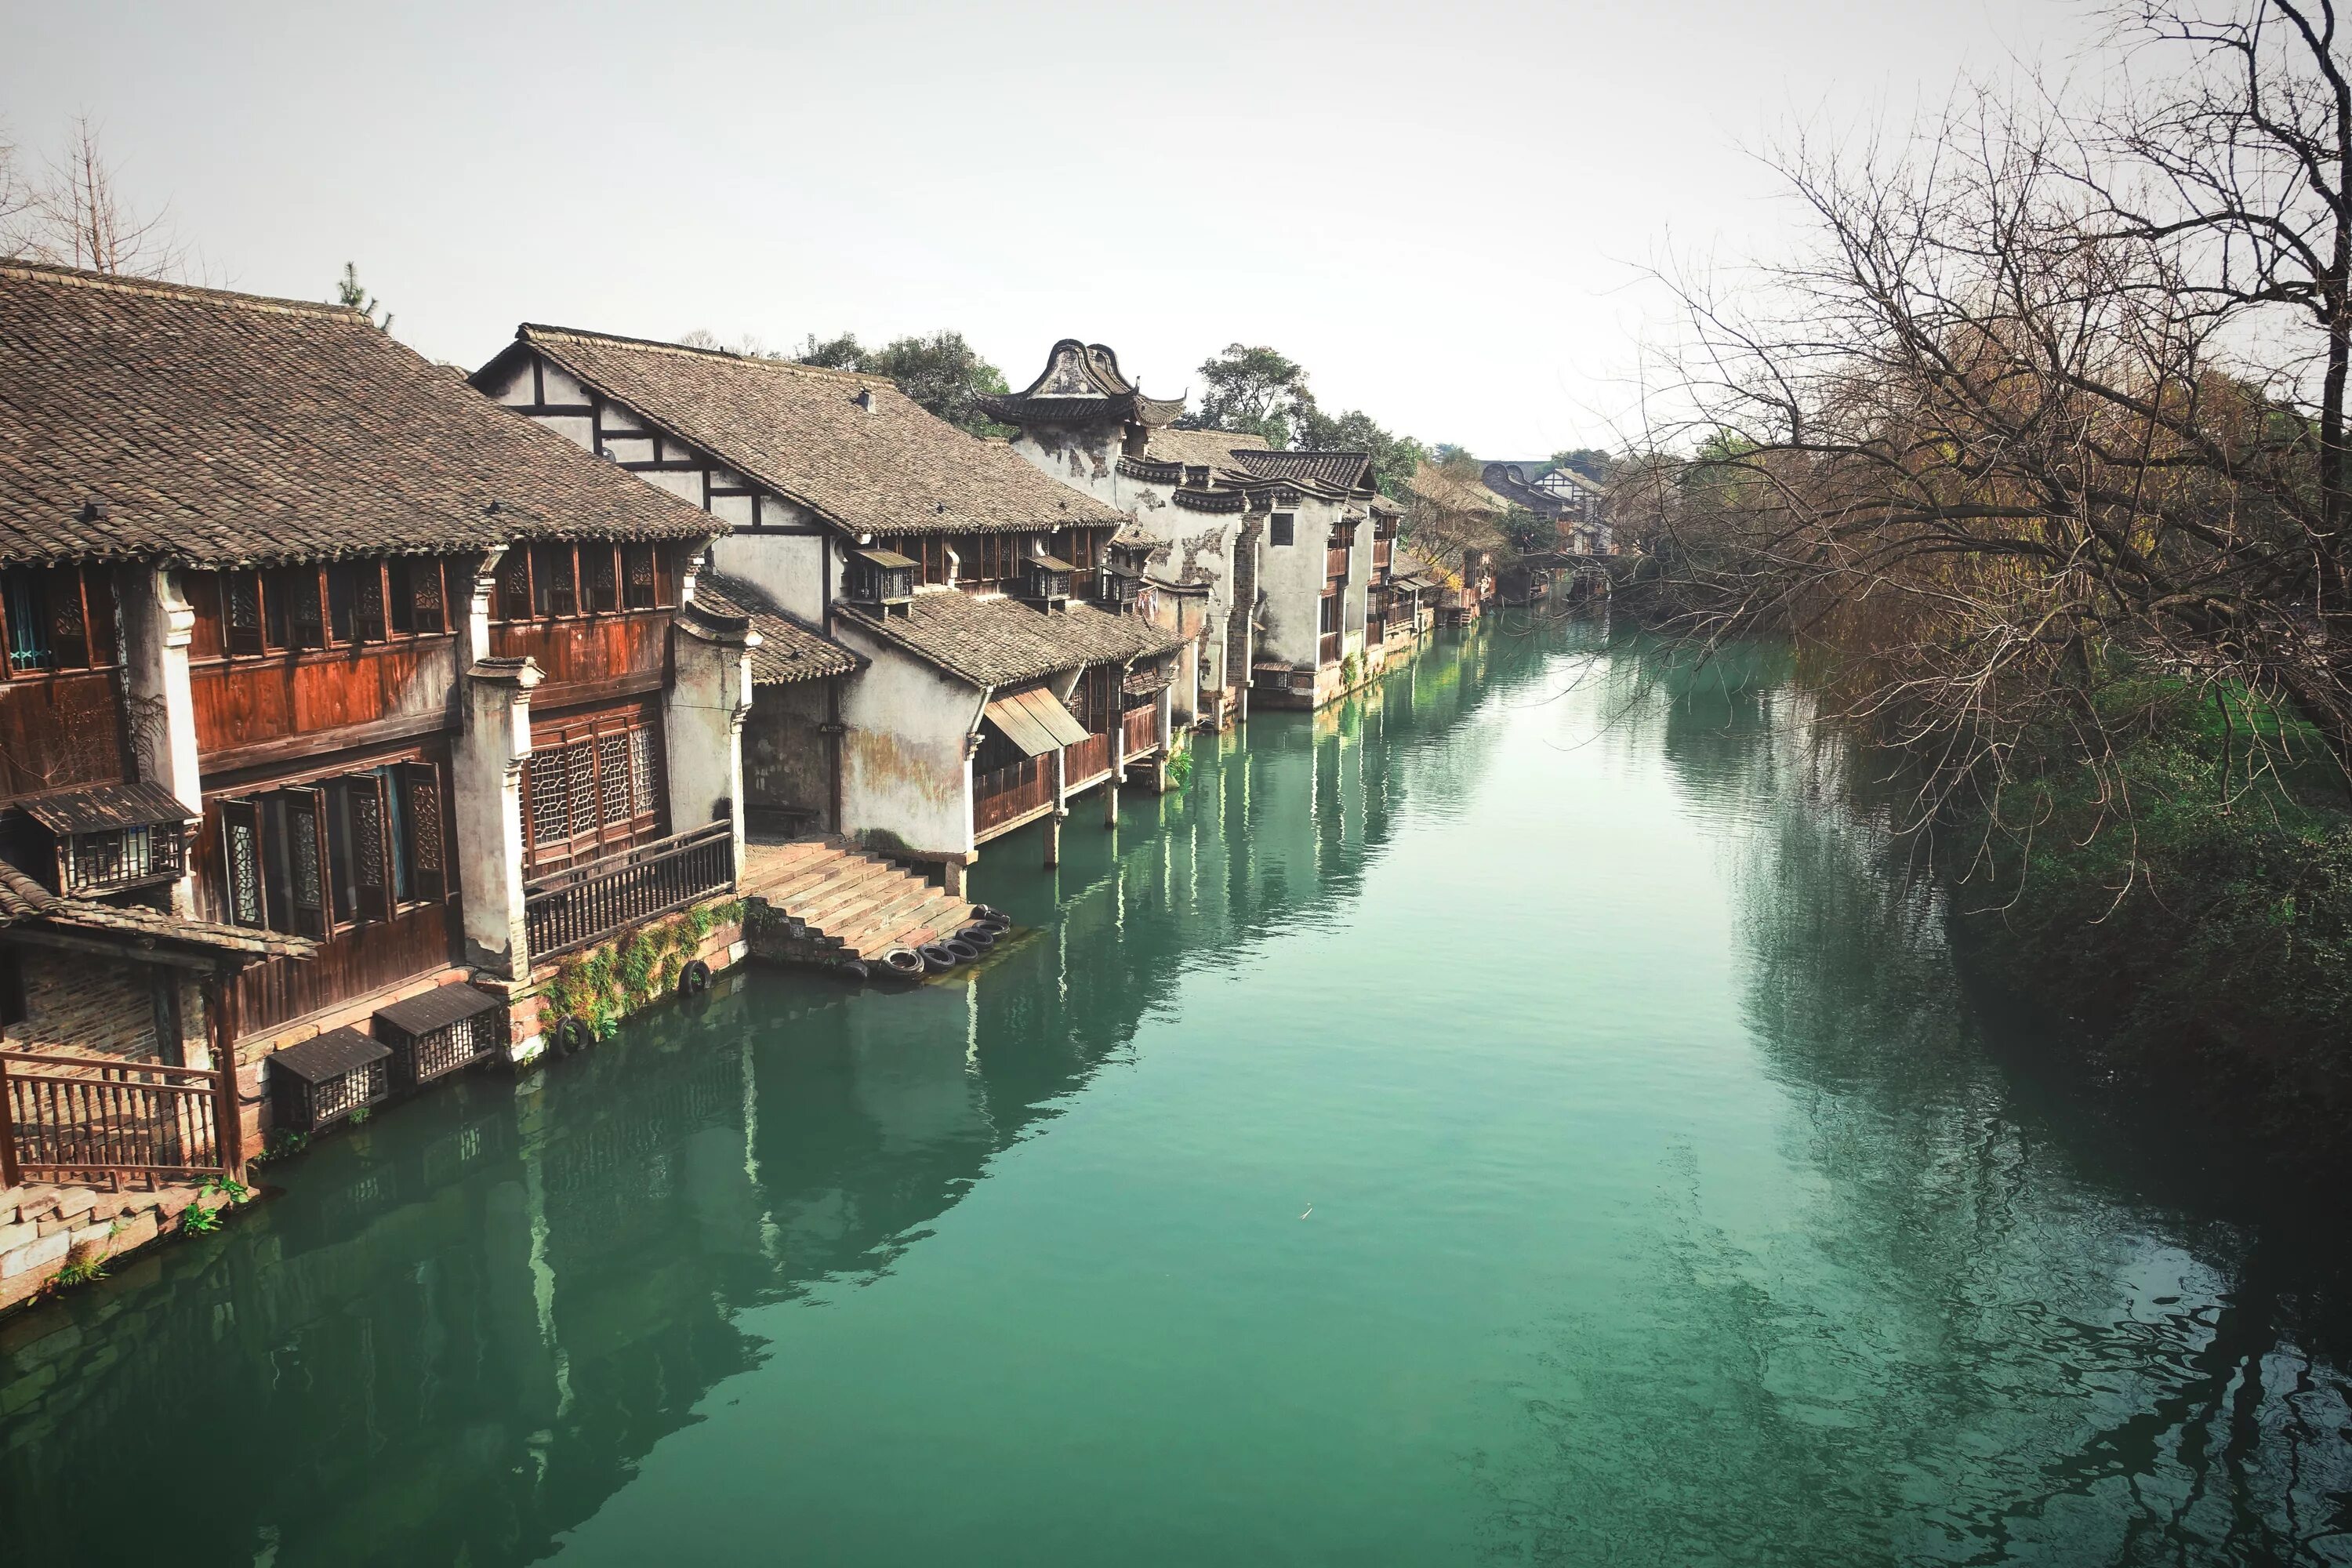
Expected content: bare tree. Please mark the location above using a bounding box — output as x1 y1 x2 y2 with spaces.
24 114 183 278
1624 1 2352 854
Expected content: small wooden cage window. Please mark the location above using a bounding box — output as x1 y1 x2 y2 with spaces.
271 1027 390 1133
848 549 916 612
373 983 507 1091
1026 554 1073 604
1098 567 1142 610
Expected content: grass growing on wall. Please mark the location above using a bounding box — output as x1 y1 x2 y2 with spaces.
544 899 746 1039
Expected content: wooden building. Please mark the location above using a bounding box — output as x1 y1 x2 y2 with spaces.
1482 459 1614 556
474 327 1184 891
0 263 749 1166
982 340 1394 714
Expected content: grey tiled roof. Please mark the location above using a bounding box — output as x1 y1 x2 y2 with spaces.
494 326 1126 539
840 590 1182 688
694 572 861 684
0 858 316 961
1141 427 1272 470
1226 448 1374 492
0 263 720 568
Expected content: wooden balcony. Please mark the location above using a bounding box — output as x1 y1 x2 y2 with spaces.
0 1051 234 1188
524 820 734 962
1121 703 1158 760
1065 732 1113 789
975 754 1054 835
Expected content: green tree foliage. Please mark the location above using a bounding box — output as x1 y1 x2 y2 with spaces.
1549 448 1617 484
1297 405 1428 500
334 262 390 332
789 329 1011 437
793 331 864 369
1181 343 1314 448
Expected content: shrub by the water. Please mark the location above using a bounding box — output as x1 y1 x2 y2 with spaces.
1955 695 2352 1149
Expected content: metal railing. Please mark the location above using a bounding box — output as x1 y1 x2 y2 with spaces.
524 821 735 961
975 755 1054 833
0 1051 232 1188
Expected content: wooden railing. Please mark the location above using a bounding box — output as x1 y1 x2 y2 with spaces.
1065 733 1112 787
0 1051 233 1188
1122 703 1159 760
975 755 1054 834
524 820 735 961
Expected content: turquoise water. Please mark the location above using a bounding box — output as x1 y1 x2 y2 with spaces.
4 620 2349 1565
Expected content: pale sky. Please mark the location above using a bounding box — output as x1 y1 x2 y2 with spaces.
4 0 2095 457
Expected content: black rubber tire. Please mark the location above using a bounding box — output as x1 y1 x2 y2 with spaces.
942 938 981 963
881 948 925 979
919 942 957 974
971 905 1012 930
677 959 712 996
957 925 997 949
556 1016 593 1057
840 960 869 982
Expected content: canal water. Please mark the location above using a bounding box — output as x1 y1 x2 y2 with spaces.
4 619 2350 1566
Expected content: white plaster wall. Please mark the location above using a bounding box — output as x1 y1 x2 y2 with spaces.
830 623 983 860
1258 497 1341 670
711 523 829 625
482 359 535 405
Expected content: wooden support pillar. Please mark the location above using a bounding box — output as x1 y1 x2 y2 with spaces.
204 971 246 1179
1102 774 1120 828
1044 811 1063 869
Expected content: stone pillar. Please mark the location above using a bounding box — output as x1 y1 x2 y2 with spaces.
455 656 540 980
1156 684 1177 794
119 564 202 913
941 858 967 899
666 604 757 882
1044 811 1062 869
1102 772 1120 828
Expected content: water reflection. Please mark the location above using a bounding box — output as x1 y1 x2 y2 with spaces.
0 626 1548 1568
1498 631 2352 1566
7 621 2347 1567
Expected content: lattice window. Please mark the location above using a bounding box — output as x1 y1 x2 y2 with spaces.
350 785 385 879
565 742 597 838
289 809 324 913
528 751 570 847
624 544 658 609
597 734 630 826
629 728 655 816
406 771 444 880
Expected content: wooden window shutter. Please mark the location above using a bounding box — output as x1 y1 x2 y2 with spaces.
343 772 394 923
397 761 447 902
219 798 267 928
281 785 332 938
225 572 265 656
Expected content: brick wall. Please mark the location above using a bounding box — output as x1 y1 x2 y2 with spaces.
5 952 160 1060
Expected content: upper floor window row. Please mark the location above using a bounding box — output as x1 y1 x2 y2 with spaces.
194 557 471 660
895 528 1109 591
0 565 118 677
495 542 674 623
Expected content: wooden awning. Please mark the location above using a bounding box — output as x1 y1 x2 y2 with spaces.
20 780 197 835
983 686 1090 757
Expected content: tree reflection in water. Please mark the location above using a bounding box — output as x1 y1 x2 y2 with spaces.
1493 631 2352 1566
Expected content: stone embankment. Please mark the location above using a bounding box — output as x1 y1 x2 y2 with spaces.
0 1182 224 1318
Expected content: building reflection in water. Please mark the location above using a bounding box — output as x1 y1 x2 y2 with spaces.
0 623 1555 1568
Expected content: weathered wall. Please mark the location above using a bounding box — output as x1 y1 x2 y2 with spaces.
2 951 177 1061
1008 426 1123 510
743 679 831 826
829 624 980 861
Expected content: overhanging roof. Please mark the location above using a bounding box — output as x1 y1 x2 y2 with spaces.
984 686 1091 757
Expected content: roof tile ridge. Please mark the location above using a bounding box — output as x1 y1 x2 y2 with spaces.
519 323 891 387
1 260 369 321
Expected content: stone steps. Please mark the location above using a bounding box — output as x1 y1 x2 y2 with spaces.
740 838 979 976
